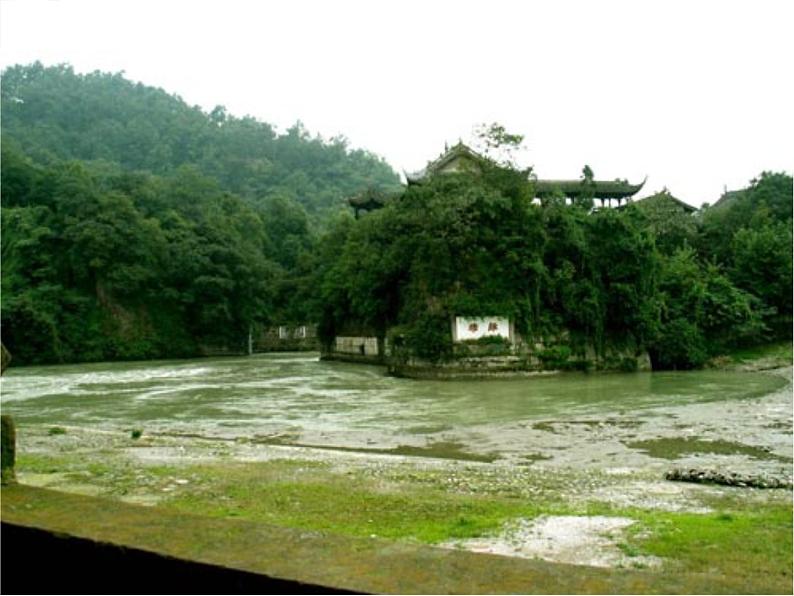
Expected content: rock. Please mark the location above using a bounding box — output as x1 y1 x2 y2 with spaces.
665 467 793 490
0 343 10 375
1 415 17 485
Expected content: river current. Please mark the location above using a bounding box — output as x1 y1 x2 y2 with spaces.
2 353 787 459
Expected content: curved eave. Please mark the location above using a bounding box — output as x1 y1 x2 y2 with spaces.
534 176 646 199
634 190 697 213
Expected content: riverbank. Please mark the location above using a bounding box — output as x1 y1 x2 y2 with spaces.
11 420 793 592
2 352 791 592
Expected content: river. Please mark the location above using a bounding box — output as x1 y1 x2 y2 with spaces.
2 352 790 471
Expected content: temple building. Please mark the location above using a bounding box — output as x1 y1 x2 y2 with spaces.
349 142 646 216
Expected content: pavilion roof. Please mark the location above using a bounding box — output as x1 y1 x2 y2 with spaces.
406 143 645 198
347 188 392 216
534 177 646 199
632 189 697 212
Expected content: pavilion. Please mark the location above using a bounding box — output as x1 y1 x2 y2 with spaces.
349 142 646 215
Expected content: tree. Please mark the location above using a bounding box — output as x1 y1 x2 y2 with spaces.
472 122 526 169
649 248 762 369
576 165 596 210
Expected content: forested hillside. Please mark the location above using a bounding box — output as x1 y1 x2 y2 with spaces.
1 63 401 216
1 63 399 364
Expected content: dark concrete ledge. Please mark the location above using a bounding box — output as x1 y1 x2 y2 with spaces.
1 485 741 594
320 352 386 366
2 522 351 594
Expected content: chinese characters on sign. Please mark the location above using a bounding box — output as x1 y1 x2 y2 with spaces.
454 317 510 341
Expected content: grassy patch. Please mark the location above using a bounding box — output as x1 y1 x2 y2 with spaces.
722 341 792 366
621 503 792 591
12 450 792 592
16 453 81 474
156 459 793 592
161 460 542 542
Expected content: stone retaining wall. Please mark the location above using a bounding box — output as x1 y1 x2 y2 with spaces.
321 336 385 364
321 329 651 378
254 325 319 352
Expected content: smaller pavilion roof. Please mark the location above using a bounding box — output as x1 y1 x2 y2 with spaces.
632 188 697 212
405 142 482 184
347 188 392 217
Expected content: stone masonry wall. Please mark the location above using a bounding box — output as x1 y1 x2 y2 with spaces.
255 325 319 352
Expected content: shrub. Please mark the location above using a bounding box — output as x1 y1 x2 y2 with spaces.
537 345 572 369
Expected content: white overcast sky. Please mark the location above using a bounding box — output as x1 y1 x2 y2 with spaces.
1 0 792 206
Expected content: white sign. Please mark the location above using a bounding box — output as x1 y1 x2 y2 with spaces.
453 317 510 342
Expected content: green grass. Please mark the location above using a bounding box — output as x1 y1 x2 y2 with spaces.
724 341 792 365
157 460 792 591
13 451 793 592
622 502 792 590
16 453 80 474
162 460 545 542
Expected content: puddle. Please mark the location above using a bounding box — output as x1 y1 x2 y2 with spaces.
443 515 661 569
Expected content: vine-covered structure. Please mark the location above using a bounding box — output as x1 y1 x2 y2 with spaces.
332 143 655 377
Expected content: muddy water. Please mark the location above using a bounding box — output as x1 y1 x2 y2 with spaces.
2 353 790 469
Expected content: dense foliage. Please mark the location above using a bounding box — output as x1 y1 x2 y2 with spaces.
319 165 792 369
1 63 399 364
1 63 790 370
2 147 274 362
318 169 659 363
699 173 793 337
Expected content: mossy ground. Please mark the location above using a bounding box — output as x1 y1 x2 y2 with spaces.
12 447 793 593
624 437 792 462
